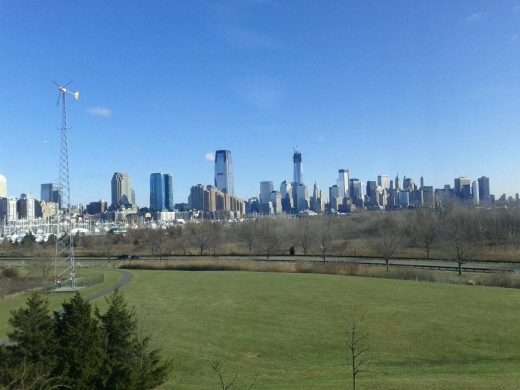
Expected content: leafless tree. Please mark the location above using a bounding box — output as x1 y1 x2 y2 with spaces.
292 217 315 256
315 218 335 262
30 247 55 280
188 222 213 256
443 209 480 275
344 308 371 390
412 209 439 259
258 219 281 261
208 222 224 257
146 228 173 260
236 220 259 255
372 229 400 271
200 342 258 390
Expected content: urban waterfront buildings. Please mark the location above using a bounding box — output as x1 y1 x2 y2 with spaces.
40 183 60 206
214 150 234 195
111 172 133 208
150 173 174 212
293 148 303 186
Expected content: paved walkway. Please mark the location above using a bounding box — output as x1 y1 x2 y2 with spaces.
0 269 134 346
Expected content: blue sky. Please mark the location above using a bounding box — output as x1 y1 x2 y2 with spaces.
1 1 520 206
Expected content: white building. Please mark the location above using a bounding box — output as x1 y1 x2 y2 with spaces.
0 174 6 198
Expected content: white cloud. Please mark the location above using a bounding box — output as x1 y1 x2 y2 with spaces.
204 153 214 161
86 107 112 117
466 13 485 23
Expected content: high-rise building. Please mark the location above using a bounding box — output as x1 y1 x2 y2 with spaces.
454 177 471 197
0 174 6 197
337 169 350 199
17 194 35 220
472 181 480 205
478 176 490 204
40 183 60 205
280 181 294 212
293 148 303 186
214 150 234 195
296 183 309 212
111 172 133 207
150 173 174 212
377 175 390 191
0 197 17 222
395 174 401 191
260 181 274 203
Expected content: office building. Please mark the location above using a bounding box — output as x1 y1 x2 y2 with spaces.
293 148 303 186
472 181 480 205
17 194 35 220
150 173 174 212
260 181 274 203
214 150 234 195
296 183 309 212
395 174 401 191
454 177 471 197
378 175 390 191
111 172 133 208
189 184 245 218
269 191 282 213
280 181 294 212
337 169 349 199
41 183 60 205
349 179 363 199
0 197 17 223
478 176 490 204
0 174 6 198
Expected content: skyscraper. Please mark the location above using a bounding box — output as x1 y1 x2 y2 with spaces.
111 172 133 207
378 175 390 191
41 183 60 204
472 181 480 205
259 181 274 203
214 150 234 195
478 176 490 204
293 148 303 186
454 177 471 196
337 169 350 199
0 174 6 197
150 173 174 212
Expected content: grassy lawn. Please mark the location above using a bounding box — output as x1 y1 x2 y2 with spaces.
0 269 121 339
90 270 520 389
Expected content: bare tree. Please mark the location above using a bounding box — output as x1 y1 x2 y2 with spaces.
372 230 400 271
344 308 371 390
236 220 259 255
146 228 173 260
208 222 224 257
258 219 281 261
30 247 55 280
412 209 439 259
315 218 335 262
188 222 212 256
200 342 258 390
292 217 315 256
443 210 480 275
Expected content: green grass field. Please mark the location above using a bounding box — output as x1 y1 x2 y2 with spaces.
3 269 520 389
93 270 520 389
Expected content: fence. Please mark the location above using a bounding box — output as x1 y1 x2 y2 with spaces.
42 273 105 293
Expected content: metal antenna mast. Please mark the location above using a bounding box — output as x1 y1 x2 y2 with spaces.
53 81 79 290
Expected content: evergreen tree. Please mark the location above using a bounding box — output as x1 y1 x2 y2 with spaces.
0 292 58 388
53 292 107 390
96 289 172 390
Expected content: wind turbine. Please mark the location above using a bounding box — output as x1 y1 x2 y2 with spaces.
53 80 79 290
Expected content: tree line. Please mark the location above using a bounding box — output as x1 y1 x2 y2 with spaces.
4 202 520 271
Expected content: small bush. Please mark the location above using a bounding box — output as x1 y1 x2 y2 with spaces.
1 267 20 278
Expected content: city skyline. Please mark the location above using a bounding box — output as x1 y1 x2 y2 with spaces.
1 2 519 205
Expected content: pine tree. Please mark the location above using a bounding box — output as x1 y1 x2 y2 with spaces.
96 289 172 390
0 292 58 388
53 292 107 390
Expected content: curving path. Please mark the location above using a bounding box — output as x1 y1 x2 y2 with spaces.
0 269 134 346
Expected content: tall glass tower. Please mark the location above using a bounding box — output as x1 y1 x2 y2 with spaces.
150 173 174 211
214 150 234 195
293 148 303 186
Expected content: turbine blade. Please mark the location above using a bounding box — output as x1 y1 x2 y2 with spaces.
64 80 73 87
56 93 61 107
53 80 59 87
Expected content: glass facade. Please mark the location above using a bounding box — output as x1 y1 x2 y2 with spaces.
214 150 234 195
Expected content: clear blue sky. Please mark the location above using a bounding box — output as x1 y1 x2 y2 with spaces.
1 1 519 206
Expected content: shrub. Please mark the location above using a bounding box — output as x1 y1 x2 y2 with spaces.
1 267 20 278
